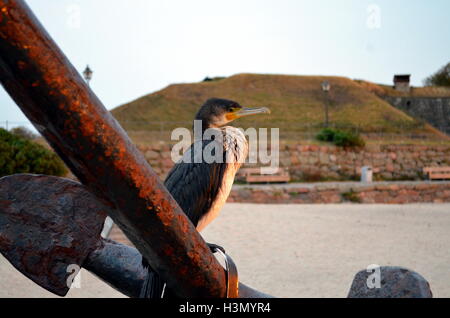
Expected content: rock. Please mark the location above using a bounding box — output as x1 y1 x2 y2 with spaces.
365 144 381 152
299 156 309 164
309 145 319 152
161 151 172 159
347 266 432 298
298 145 310 152
330 165 341 172
386 163 395 172
291 187 310 193
162 158 174 168
389 152 397 160
145 150 159 160
319 191 341 203
280 157 291 167
388 184 399 191
287 144 297 151
380 172 393 180
319 152 330 164
414 183 432 190
308 156 319 165
328 171 340 179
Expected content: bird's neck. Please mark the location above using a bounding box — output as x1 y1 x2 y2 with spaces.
193 119 221 135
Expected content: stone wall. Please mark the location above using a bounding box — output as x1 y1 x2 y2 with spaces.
383 96 450 135
227 181 450 204
278 144 450 181
137 143 174 179
138 143 450 182
108 181 450 247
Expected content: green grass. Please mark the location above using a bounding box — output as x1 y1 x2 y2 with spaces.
111 73 449 144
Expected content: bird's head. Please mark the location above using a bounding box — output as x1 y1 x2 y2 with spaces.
195 98 270 129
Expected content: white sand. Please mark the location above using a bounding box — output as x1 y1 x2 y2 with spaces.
1 203 450 298
202 203 450 298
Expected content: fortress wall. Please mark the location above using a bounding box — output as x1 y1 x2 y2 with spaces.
383 96 450 135
138 143 450 182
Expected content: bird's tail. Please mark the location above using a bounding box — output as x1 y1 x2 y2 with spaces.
140 258 166 298
139 243 224 298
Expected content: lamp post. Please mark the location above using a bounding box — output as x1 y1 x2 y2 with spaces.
83 65 93 86
321 80 331 128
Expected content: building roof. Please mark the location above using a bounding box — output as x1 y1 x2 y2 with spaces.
394 74 411 83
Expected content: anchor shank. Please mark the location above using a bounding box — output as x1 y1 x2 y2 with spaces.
0 0 225 298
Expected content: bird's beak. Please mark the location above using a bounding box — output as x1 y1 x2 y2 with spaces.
227 107 271 121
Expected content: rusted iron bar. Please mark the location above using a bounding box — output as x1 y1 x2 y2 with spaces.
85 239 273 298
0 0 226 297
0 174 272 298
84 239 147 298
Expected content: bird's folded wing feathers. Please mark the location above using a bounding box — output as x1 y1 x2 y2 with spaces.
164 139 228 227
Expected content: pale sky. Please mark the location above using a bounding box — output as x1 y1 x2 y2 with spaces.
1 0 449 130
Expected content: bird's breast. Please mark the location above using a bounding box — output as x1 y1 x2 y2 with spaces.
196 163 240 232
196 127 248 232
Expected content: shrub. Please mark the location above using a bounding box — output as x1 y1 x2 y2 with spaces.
423 62 450 87
342 191 362 203
316 128 365 148
203 76 226 82
10 126 38 140
0 128 67 178
316 128 336 142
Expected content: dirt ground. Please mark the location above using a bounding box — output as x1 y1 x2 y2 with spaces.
1 203 450 298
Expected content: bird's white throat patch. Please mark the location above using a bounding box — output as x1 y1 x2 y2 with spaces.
178 126 248 165
170 121 280 170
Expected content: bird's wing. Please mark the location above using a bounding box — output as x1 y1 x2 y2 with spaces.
164 139 228 227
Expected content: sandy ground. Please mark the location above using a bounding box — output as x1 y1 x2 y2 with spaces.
1 203 450 298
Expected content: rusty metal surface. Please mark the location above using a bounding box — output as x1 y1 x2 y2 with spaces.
0 174 106 296
0 0 226 297
84 239 147 298
0 174 271 298
85 238 273 298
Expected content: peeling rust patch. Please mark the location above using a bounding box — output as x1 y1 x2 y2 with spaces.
0 174 106 296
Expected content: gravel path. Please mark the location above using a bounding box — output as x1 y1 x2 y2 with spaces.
1 203 450 298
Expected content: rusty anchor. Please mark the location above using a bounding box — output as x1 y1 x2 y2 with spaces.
0 174 271 298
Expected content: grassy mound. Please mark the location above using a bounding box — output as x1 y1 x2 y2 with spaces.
111 73 443 142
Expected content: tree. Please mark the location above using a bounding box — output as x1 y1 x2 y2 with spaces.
0 128 67 177
10 126 37 140
423 62 450 87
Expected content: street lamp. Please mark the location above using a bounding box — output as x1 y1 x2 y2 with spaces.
83 65 93 86
321 80 331 127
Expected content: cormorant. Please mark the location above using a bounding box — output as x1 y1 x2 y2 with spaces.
141 98 270 298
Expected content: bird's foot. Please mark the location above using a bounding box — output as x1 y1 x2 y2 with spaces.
206 242 225 254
